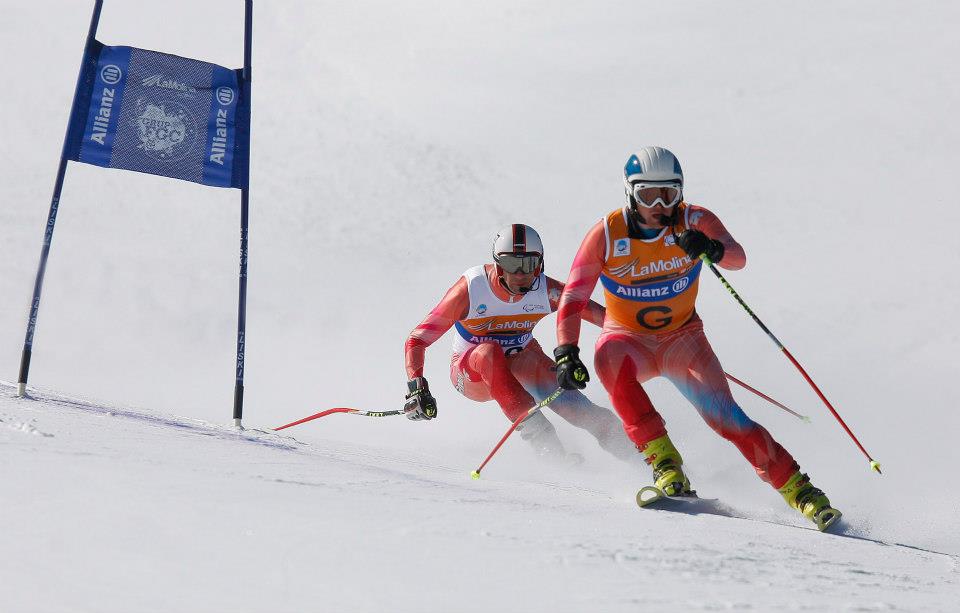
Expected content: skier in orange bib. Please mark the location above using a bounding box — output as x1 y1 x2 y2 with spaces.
404 224 637 463
553 147 839 529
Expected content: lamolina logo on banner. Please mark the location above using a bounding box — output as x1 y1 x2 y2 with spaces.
141 74 198 94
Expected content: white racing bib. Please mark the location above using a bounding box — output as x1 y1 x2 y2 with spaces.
451 265 551 357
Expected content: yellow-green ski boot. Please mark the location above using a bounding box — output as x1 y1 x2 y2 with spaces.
778 471 842 532
641 434 693 497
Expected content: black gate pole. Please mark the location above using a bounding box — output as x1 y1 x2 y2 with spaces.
233 0 253 427
17 0 104 398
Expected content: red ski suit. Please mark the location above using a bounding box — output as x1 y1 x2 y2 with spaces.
406 265 633 458
556 204 799 489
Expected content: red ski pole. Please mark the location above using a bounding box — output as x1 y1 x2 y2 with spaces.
471 387 564 479
724 372 810 422
702 255 881 474
274 407 406 431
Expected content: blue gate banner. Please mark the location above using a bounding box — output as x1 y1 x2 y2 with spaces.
66 40 249 189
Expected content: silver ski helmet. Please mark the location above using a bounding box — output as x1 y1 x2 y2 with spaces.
623 146 684 207
492 224 544 276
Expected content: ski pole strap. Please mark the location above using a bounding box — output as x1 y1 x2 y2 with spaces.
471 387 564 479
274 407 406 431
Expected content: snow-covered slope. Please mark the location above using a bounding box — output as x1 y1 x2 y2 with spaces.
3 1 960 609
2 383 957 612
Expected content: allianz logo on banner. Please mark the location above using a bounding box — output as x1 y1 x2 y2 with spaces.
101 64 122 84
216 86 235 105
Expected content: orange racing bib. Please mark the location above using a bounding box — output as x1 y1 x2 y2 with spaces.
599 205 701 333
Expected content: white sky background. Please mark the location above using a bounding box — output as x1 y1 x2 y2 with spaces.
2 0 959 556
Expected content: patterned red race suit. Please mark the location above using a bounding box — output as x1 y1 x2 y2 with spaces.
405 264 636 460
556 203 799 489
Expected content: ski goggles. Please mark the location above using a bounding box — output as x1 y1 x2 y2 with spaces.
495 252 542 274
632 183 682 208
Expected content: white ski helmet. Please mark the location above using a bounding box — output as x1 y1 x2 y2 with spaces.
623 146 684 205
492 224 544 275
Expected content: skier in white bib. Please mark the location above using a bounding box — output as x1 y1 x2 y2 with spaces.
403 224 636 462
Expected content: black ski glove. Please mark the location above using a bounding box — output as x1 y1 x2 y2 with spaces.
677 230 725 263
404 377 438 421
553 344 590 390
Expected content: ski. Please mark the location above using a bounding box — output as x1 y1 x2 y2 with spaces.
637 485 844 533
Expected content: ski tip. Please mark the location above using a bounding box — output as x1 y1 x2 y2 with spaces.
870 460 882 474
636 486 663 507
816 507 843 532
470 470 481 480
